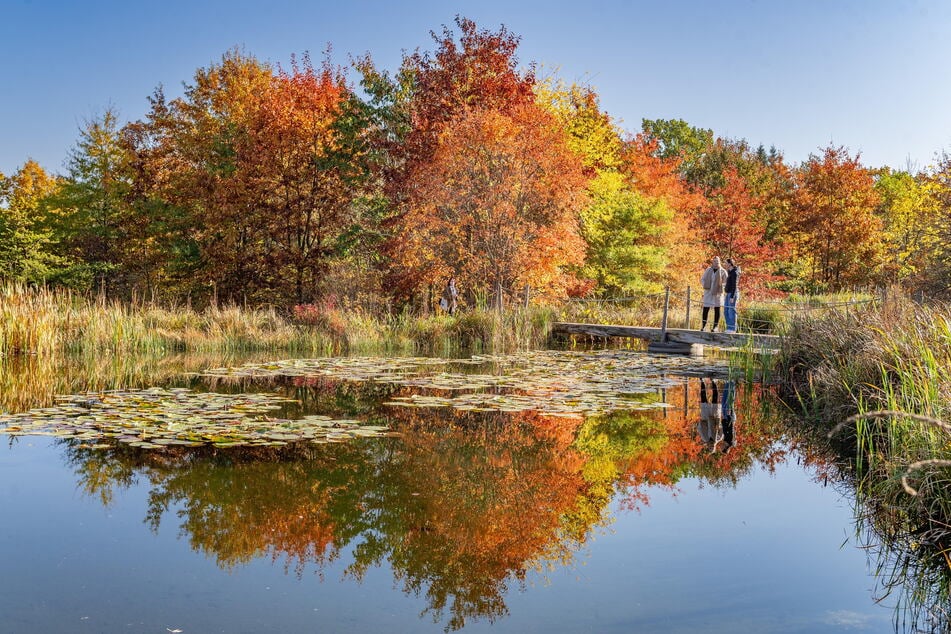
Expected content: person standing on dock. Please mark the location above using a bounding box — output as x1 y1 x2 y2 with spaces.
724 258 741 334
700 256 728 332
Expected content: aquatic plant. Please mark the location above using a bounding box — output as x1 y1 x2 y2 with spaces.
203 350 729 417
0 387 389 449
774 296 951 629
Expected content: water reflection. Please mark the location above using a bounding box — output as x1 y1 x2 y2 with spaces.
0 351 275 412
695 378 738 454
854 476 951 633
56 373 794 630
16 351 945 631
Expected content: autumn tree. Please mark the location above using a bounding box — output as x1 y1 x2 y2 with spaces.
874 167 940 283
619 136 705 290
128 50 371 304
128 50 274 302
641 118 714 184
640 121 795 292
917 154 951 297
365 17 541 301
0 160 62 283
397 17 536 169
537 79 670 295
791 146 883 291
535 78 623 175
248 55 370 303
399 105 587 305
697 166 787 293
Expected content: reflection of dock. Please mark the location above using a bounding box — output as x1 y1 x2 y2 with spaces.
552 322 779 354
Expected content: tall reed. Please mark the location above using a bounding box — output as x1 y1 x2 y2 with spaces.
0 285 559 357
774 296 951 626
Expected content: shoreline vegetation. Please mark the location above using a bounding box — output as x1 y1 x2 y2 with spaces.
1 284 877 357
774 295 951 625
0 285 566 357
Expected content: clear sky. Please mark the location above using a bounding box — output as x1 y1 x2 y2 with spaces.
3 0 950 176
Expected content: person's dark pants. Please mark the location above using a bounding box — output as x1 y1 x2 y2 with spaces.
701 306 721 331
700 378 718 404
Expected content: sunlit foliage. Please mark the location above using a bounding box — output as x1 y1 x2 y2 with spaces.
5 17 951 304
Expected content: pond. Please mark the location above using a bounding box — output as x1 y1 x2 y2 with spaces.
0 349 928 632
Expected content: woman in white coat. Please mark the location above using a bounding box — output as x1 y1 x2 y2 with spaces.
700 256 728 332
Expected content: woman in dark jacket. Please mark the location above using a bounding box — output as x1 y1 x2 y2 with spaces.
724 258 740 333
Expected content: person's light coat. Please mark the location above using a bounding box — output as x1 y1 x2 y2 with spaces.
700 263 728 307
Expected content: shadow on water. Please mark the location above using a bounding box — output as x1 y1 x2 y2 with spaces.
2 351 949 631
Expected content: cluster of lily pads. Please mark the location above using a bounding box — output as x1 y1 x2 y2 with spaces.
0 387 388 449
203 350 729 417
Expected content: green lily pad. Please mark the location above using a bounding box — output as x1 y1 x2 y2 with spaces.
0 388 390 450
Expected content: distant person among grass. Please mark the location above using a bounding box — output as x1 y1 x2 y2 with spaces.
440 276 459 315
724 258 741 334
700 256 728 332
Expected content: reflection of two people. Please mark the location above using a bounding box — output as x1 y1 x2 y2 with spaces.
697 377 736 453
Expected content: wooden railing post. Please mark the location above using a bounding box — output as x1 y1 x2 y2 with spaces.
661 286 670 340
685 286 691 329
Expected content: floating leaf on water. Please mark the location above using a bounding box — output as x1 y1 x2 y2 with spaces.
197 350 727 417
0 388 389 451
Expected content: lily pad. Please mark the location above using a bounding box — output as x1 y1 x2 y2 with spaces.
0 388 389 450
200 350 728 416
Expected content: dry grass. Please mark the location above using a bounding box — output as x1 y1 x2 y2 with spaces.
0 285 559 357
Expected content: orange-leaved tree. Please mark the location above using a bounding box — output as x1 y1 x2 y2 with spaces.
250 54 365 304
372 17 541 302
397 105 588 305
696 166 787 294
791 145 883 291
619 135 704 290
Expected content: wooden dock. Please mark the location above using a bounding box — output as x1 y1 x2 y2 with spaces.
551 322 780 352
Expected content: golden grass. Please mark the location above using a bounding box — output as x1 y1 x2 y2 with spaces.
0 285 561 357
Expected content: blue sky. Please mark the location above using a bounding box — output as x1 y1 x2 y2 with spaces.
3 0 950 176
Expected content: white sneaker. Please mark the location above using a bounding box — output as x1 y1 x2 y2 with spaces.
725 329 736 334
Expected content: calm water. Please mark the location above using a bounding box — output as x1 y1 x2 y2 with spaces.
0 351 912 632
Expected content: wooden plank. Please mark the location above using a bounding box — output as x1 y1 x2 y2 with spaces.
551 322 780 348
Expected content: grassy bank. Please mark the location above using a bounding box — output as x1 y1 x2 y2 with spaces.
774 296 951 621
1 284 878 357
0 285 561 356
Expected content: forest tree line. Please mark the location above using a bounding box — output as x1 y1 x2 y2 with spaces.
2 17 951 310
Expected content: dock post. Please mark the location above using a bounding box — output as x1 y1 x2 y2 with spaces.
647 287 701 354
660 286 670 339
685 287 691 329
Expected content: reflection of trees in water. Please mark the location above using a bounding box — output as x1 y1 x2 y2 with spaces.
65 408 599 631
352 407 594 630
62 374 841 631
66 442 373 573
0 351 275 412
46 360 951 631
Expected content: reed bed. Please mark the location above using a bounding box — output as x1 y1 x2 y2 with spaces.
774 296 951 626
0 285 559 357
